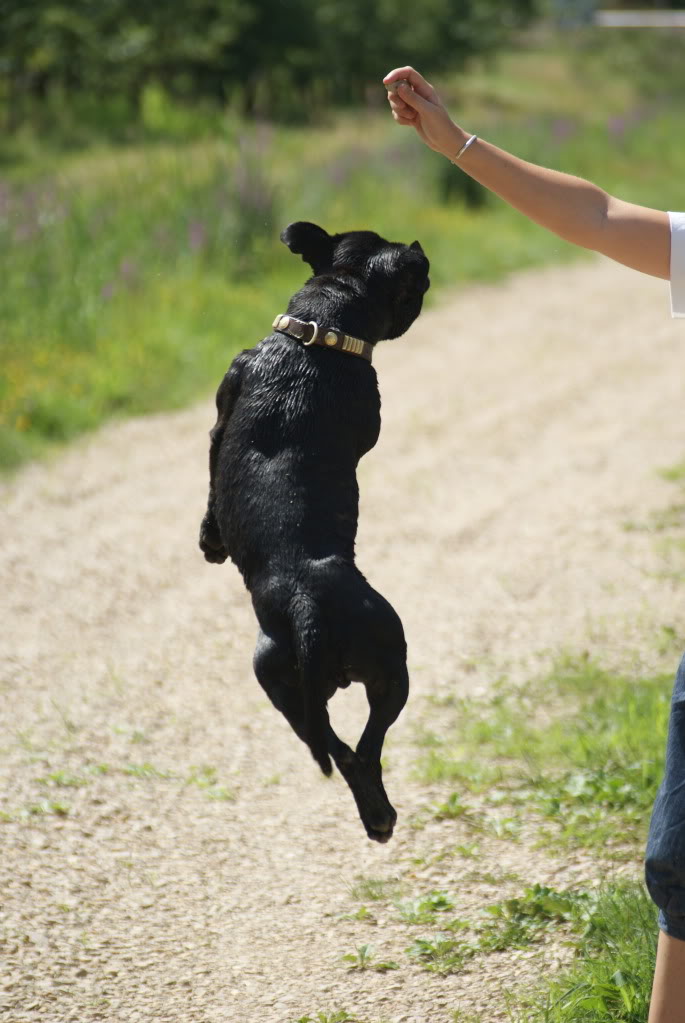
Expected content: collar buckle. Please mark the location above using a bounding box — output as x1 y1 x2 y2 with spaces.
303 321 320 345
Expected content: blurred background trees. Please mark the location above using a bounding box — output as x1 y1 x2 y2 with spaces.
0 0 538 136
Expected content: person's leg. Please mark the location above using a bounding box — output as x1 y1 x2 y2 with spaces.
646 653 685 1020
648 931 685 1023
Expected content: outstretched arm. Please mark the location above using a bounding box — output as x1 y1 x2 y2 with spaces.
383 66 670 281
199 355 246 564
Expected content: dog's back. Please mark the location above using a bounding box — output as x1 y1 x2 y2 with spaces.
216 332 380 582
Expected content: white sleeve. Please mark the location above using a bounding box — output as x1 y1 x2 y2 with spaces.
669 211 685 318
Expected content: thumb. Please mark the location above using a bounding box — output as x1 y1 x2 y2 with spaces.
397 83 434 114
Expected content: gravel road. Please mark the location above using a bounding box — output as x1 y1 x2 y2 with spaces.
2 258 685 1023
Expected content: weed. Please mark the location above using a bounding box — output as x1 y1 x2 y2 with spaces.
341 905 377 924
186 764 235 801
349 876 404 903
407 935 475 974
463 869 520 885
477 884 594 953
341 944 400 972
658 460 685 484
431 792 472 821
49 700 79 736
36 770 89 788
21 800 70 818
511 881 657 1022
396 891 455 924
456 842 481 858
123 762 173 780
406 884 600 975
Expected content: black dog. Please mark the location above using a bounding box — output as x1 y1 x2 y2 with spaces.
199 221 429 842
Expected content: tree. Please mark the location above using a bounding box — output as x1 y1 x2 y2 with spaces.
0 0 541 131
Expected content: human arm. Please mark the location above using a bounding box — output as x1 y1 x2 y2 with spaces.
383 66 671 281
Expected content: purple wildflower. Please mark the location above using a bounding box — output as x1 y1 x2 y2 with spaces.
189 220 206 251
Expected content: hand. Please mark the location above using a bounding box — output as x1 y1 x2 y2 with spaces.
383 66 466 160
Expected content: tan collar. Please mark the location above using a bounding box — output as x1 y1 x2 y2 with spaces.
272 314 373 363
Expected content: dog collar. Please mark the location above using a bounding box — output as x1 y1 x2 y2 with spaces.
272 314 373 363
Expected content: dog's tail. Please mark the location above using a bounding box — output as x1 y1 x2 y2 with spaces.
291 595 332 777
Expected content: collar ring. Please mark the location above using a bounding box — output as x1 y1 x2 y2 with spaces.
304 321 320 345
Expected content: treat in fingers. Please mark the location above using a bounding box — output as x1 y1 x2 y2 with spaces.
384 78 412 95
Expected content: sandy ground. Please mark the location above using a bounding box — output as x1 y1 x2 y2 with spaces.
2 257 685 1023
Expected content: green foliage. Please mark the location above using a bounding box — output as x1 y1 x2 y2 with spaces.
0 0 539 133
396 891 455 923
4 799 72 820
572 20 685 104
513 882 657 1023
349 876 404 902
341 944 400 972
416 654 671 851
186 764 236 801
478 884 594 952
405 883 599 974
36 770 89 788
407 934 474 974
123 762 173 779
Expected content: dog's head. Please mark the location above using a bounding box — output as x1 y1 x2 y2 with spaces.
280 222 430 342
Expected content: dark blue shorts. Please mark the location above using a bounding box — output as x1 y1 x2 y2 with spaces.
645 652 685 942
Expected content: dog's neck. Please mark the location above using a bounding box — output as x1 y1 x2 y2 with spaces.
285 274 387 344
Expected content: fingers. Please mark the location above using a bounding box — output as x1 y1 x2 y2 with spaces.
387 94 417 123
383 66 435 102
392 82 431 114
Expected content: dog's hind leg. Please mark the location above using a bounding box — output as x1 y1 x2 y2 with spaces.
330 661 409 844
256 626 372 785
253 629 333 775
356 661 409 766
254 628 404 843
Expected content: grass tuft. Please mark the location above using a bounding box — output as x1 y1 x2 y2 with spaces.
416 654 671 853
512 882 657 1023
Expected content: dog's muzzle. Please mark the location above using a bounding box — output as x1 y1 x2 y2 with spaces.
272 314 373 363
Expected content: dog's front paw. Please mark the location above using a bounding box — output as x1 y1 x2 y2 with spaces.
199 513 228 564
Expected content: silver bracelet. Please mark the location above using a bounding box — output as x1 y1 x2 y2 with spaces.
451 134 478 163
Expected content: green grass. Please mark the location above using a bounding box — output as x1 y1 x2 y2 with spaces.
0 755 235 823
415 654 671 853
513 882 657 1023
348 876 404 903
403 883 601 975
407 638 671 1017
4 39 685 470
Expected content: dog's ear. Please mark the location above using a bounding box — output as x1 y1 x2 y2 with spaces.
410 240 424 254
280 222 334 274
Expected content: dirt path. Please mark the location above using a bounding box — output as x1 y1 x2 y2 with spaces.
2 258 685 1023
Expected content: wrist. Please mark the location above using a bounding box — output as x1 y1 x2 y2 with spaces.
441 124 469 161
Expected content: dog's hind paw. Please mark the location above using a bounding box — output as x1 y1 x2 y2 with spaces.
199 513 228 564
365 805 397 844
